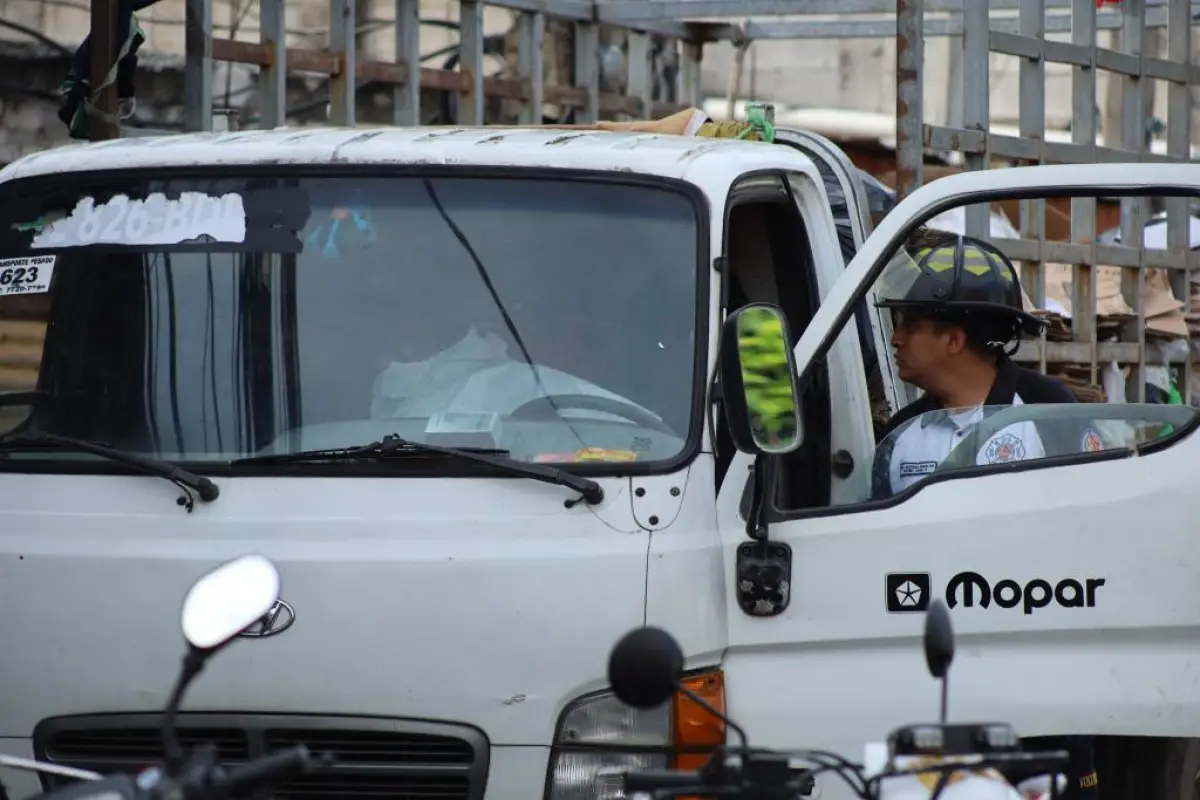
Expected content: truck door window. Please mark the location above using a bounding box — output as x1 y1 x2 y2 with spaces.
871 403 1193 499
778 187 1200 516
718 175 831 510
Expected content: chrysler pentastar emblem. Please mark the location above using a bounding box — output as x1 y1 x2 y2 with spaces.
238 599 296 638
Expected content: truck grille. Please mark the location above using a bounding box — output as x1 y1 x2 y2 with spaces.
34 714 489 800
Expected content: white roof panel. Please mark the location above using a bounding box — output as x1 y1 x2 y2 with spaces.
0 126 816 186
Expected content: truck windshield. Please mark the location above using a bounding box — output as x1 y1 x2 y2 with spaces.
0 173 701 470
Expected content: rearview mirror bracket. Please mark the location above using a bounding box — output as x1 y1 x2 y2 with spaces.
736 454 792 617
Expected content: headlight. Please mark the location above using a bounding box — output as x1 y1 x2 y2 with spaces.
546 670 725 800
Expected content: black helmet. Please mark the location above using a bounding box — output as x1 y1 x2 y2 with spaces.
875 233 1045 353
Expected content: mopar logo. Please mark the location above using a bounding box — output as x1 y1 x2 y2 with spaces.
946 571 1105 615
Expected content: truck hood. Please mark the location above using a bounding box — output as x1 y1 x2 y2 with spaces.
0 473 650 744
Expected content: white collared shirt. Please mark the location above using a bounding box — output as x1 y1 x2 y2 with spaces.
886 394 1045 494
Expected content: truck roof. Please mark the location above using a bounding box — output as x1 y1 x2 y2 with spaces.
0 126 816 185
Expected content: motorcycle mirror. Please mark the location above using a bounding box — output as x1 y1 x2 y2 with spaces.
180 553 281 651
607 626 684 709
923 599 955 723
607 626 752 747
162 554 281 776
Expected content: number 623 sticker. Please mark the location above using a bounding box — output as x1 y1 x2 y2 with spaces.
0 256 56 297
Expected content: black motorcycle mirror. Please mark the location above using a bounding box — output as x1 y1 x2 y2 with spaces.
923 599 955 723
607 626 748 746
163 554 282 775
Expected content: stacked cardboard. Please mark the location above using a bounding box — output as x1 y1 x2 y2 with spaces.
505 107 770 140
1037 264 1187 338
1053 367 1107 403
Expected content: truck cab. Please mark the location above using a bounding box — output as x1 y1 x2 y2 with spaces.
0 128 1197 800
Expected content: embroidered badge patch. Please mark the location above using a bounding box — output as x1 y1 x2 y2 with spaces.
1081 428 1103 452
983 432 1026 464
899 461 939 477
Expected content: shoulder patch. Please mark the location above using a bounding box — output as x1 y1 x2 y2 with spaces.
983 432 1026 464
1081 427 1103 452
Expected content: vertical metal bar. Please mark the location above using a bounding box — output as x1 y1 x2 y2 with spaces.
1070 0 1099 385
961 0 989 237
329 0 356 125
1166 0 1193 402
945 5 964 130
627 32 653 119
259 0 287 129
459 0 485 125
574 22 601 124
518 11 545 125
394 0 421 126
1018 0 1047 372
184 0 214 132
1119 0 1147 401
679 40 703 109
89 0 120 139
895 0 924 201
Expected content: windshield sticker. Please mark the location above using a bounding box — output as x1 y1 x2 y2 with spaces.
535 448 639 464
27 192 247 248
305 207 377 258
0 256 55 296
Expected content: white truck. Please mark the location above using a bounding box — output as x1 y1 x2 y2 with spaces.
0 125 1196 800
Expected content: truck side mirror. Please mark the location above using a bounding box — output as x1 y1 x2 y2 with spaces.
719 303 803 456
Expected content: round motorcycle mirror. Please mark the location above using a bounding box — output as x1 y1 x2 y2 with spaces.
923 599 955 680
923 599 955 722
607 626 684 709
180 554 281 651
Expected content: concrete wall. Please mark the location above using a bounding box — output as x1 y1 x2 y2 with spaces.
699 28 1199 140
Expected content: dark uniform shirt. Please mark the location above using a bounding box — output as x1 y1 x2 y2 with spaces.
874 357 1099 800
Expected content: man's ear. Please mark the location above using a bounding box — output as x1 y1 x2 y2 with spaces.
944 325 970 356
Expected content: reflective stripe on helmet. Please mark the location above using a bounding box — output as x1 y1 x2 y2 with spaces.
961 244 1014 282
919 245 957 273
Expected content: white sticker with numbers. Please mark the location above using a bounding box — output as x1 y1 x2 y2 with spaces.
30 192 247 249
0 256 55 296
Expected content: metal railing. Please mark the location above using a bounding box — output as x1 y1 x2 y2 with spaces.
897 0 1198 401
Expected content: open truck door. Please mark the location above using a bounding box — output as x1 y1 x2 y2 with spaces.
773 127 907 418
715 163 1200 799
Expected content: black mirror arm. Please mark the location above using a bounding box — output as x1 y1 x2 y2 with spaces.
744 453 771 541
162 648 209 777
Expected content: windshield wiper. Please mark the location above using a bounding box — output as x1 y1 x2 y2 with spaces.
0 432 220 511
231 433 604 507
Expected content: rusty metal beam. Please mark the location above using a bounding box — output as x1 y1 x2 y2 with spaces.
894 0 923 200
88 0 120 139
208 36 661 117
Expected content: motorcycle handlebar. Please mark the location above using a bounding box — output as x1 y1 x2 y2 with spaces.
624 770 705 793
208 745 322 797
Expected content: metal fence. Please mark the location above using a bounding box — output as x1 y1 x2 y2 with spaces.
898 0 1200 401
178 0 719 132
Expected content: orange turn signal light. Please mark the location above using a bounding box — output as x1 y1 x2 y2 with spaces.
671 669 726 771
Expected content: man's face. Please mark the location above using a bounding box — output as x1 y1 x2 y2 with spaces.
890 311 960 387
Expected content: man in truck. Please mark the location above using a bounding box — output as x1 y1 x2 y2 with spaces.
868 230 1099 800
870 231 1076 495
